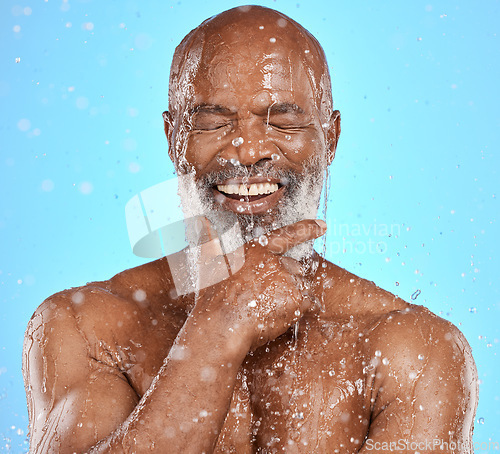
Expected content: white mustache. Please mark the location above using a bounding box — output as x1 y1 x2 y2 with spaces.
200 169 299 190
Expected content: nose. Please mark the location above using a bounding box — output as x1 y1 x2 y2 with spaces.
224 118 279 166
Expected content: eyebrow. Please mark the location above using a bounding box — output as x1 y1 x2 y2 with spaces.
189 102 306 116
190 104 235 115
268 103 306 115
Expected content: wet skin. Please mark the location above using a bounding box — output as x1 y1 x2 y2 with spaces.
23 6 477 454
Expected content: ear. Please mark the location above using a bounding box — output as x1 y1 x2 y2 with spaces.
325 110 341 165
163 111 176 165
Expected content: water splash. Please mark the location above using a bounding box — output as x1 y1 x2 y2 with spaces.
410 289 421 300
232 137 244 147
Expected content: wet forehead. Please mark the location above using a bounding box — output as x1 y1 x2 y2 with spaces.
191 44 318 114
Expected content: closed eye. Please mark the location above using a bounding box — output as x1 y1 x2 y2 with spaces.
267 122 309 131
190 104 236 132
192 122 232 131
266 109 310 131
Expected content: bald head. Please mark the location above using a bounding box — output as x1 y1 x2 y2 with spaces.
168 6 333 121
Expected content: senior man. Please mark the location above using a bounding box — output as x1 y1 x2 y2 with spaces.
23 6 477 453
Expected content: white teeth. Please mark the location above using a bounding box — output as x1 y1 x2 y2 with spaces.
239 184 248 196
217 182 279 196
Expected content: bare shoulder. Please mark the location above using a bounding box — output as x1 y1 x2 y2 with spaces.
362 291 477 433
328 262 477 408
23 257 189 441
22 259 180 453
331 262 475 361
25 257 185 360
367 301 475 369
343 280 479 446
349 269 477 379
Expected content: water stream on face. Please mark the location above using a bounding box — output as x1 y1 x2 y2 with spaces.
293 321 300 350
320 166 330 260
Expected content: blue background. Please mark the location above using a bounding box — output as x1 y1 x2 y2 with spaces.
1 0 498 451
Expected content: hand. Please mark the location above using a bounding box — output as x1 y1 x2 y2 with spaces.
195 219 327 350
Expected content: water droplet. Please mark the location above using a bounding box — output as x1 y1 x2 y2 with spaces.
169 345 188 360
271 153 280 160
133 289 147 302
269 37 276 43
229 158 240 166
76 96 89 110
79 181 93 195
17 118 30 131
478 417 485 424
375 350 381 357
418 354 425 360
382 358 389 365
258 235 268 246
248 300 257 308
328 369 335 376
294 309 301 317
411 289 421 300
129 162 140 173
469 307 477 314
293 412 304 419
395 281 400 286
200 366 216 382
41 179 55 192
71 291 85 304
15 57 21 63
232 137 244 147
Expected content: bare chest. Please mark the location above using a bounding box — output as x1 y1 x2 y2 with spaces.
216 321 373 453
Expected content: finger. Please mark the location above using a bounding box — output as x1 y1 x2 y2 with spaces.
265 219 327 255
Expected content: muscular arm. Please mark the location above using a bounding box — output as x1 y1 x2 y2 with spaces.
359 308 478 454
23 219 326 453
23 293 252 454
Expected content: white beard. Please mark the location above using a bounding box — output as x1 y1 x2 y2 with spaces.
178 155 325 253
173 156 326 295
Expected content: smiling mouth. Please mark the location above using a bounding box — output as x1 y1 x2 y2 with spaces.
212 179 286 214
215 181 281 201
